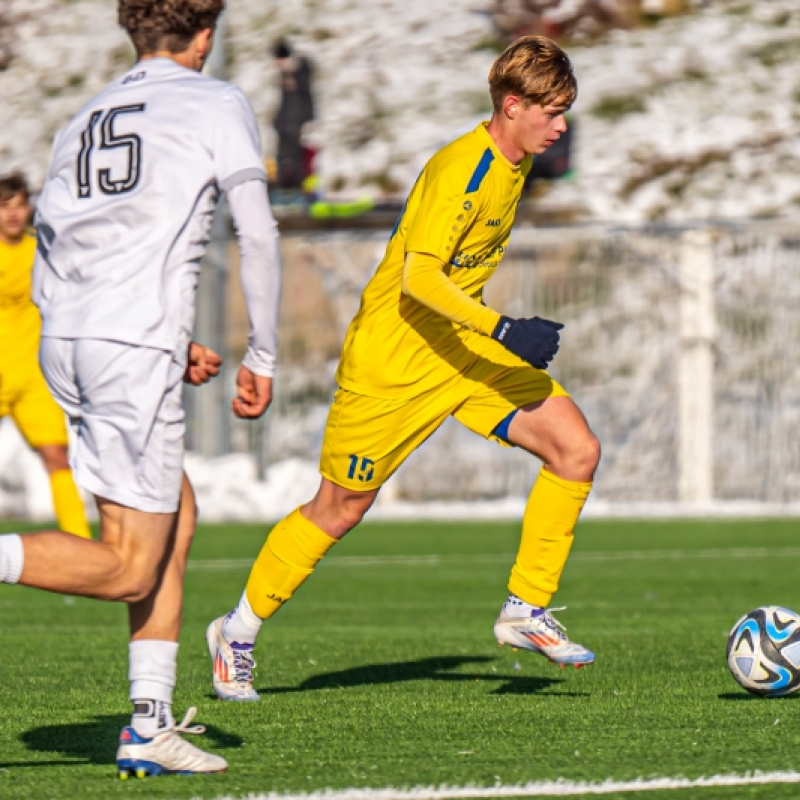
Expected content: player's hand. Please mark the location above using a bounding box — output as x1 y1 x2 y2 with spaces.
491 315 564 369
232 365 273 419
184 342 222 385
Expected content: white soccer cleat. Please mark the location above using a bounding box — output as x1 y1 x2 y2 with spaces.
206 616 260 701
494 606 595 668
116 707 227 778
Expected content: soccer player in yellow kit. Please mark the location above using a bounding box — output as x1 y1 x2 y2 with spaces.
208 35 601 700
0 173 90 539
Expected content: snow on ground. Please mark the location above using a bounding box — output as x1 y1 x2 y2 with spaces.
1 1 800 221
550 2 800 220
0 419 59 520
5 418 800 525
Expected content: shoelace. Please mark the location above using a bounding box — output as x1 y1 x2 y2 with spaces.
173 706 205 736
540 606 568 641
231 648 256 685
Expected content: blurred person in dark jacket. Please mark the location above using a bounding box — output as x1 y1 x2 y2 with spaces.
272 38 315 192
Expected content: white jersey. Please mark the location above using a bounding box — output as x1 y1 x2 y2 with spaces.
33 57 277 371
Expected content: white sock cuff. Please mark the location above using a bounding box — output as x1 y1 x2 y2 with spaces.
503 594 543 618
221 590 263 644
129 639 179 703
238 590 263 628
0 534 24 584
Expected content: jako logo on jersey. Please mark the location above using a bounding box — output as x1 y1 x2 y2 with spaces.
486 219 502 227
122 71 146 84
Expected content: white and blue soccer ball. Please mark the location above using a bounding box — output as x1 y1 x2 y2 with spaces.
727 606 800 697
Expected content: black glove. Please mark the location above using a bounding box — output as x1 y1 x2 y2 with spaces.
491 315 564 369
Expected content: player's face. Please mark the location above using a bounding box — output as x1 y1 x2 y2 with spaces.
0 194 31 244
514 100 569 156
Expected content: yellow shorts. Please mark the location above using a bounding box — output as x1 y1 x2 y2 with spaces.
320 352 568 490
0 365 68 448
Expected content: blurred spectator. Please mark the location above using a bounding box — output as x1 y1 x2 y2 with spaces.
0 9 13 70
272 38 316 194
490 0 635 42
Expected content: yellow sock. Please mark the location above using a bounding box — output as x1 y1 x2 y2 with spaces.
508 469 591 608
50 468 92 539
245 507 337 619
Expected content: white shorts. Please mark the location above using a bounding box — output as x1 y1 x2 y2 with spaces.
39 337 186 514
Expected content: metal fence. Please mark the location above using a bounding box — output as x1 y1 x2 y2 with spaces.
186 218 800 505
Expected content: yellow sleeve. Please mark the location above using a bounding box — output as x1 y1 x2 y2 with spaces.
401 251 501 336
404 159 481 264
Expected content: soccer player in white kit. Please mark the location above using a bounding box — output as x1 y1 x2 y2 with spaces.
0 0 281 778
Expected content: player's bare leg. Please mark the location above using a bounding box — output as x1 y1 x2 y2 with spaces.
302 479 379 540
34 443 70 471
507 395 599 483
208 480 378 700
128 474 197 642
493 394 600 667
117 473 226 777
0 472 226 775
14 503 175 601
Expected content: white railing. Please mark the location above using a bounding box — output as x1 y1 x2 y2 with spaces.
187 218 799 506
7 218 798 522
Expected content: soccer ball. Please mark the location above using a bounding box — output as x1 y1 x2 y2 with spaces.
726 606 800 697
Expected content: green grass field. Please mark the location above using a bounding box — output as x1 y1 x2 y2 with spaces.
2 516 800 799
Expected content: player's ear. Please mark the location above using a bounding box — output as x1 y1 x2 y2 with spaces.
503 94 522 121
196 28 215 64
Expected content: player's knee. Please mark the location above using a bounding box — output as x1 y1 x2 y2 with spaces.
35 445 70 474
581 431 601 474
547 428 601 481
305 482 376 539
105 548 161 602
117 563 160 603
339 503 368 533
568 430 601 479
325 495 372 537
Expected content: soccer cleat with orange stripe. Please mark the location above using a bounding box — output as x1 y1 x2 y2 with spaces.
206 616 260 701
494 606 595 666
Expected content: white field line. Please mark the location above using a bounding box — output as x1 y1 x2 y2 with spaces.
208 770 800 798
187 546 800 571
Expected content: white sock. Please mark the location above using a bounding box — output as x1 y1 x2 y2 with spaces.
0 534 24 584
221 591 263 645
131 699 174 739
502 594 544 619
129 640 178 737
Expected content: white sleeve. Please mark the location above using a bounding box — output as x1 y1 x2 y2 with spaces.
213 86 267 191
226 179 281 378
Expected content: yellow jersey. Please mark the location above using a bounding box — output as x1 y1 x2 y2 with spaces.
0 234 41 375
336 122 531 399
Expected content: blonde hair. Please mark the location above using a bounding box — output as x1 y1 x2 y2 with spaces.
488 35 577 112
118 0 225 56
